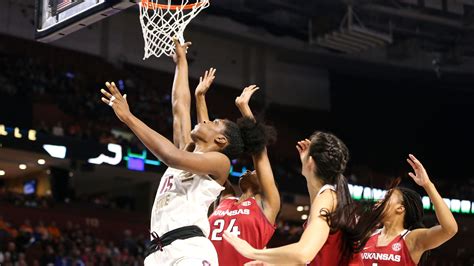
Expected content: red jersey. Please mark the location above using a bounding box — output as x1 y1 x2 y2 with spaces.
305 184 348 266
209 197 276 266
360 229 417 266
307 230 344 266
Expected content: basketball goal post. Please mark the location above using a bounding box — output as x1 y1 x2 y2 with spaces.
139 0 210 59
35 0 210 59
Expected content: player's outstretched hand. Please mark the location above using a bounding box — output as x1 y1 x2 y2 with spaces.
297 139 312 177
296 139 311 163
406 154 432 188
223 231 256 260
172 37 192 63
235 85 259 119
100 81 131 123
195 68 216 96
235 85 259 109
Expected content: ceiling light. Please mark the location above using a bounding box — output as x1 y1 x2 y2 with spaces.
0 170 5 176
38 159 46 165
19 164 27 170
301 214 308 220
296 206 304 212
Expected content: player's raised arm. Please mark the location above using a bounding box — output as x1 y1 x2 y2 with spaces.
235 85 280 224
100 81 230 181
195 68 216 123
171 37 192 150
405 154 458 261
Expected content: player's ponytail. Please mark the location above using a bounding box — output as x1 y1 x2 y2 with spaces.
350 179 401 254
307 131 356 263
398 186 429 265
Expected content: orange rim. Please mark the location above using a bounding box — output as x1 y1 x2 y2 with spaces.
141 0 207 10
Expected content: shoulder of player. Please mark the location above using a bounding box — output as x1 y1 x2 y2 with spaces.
187 151 230 182
315 189 337 204
310 190 337 215
404 228 428 251
319 188 337 197
204 151 231 177
401 229 426 264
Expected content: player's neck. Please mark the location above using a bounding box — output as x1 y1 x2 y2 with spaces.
240 190 255 200
381 220 405 238
307 176 324 204
193 141 216 153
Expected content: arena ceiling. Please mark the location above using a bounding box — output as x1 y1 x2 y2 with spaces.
211 0 474 73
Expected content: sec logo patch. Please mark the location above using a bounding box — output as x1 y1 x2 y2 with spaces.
242 201 251 206
392 243 402 252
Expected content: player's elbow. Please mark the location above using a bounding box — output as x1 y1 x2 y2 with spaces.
445 222 458 237
172 100 185 113
172 96 191 112
294 246 317 264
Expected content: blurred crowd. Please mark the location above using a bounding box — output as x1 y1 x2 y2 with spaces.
0 192 53 209
1 47 474 200
0 203 309 266
0 216 146 266
0 189 136 213
1 208 471 265
0 51 173 149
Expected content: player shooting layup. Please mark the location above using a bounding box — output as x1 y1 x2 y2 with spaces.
100 39 270 265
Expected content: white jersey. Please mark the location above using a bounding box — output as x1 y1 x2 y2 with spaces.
150 166 224 237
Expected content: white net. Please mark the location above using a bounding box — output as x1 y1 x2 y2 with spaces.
139 0 209 59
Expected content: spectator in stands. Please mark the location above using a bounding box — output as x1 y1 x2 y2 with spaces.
40 245 55 265
17 253 27 266
19 220 33 235
122 229 138 256
52 122 64 136
6 241 19 264
47 222 60 239
34 221 48 241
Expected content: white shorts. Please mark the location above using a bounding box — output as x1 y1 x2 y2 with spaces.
144 236 218 266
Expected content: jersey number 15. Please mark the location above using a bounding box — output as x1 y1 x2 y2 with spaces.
159 175 174 195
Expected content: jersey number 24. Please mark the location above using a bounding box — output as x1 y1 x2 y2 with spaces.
211 218 241 241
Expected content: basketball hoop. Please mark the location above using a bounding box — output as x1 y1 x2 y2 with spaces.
139 0 210 59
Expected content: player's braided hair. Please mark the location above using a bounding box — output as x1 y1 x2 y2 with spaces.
308 131 355 264
309 131 349 184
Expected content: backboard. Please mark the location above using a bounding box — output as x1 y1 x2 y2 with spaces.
35 0 138 42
